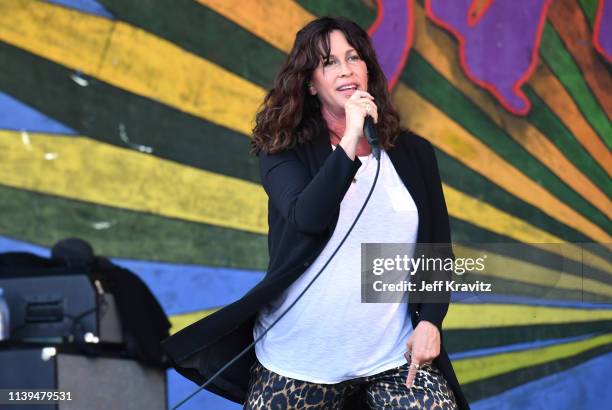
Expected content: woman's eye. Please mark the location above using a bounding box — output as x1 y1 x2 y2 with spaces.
323 59 337 66
348 55 360 61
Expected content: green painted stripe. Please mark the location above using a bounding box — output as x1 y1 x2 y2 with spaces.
540 23 612 150
0 184 268 270
99 0 284 89
461 343 612 402
401 51 612 235
578 0 598 28
450 217 611 276
436 149 596 244
445 320 612 353
295 0 376 29
524 86 612 198
0 41 260 184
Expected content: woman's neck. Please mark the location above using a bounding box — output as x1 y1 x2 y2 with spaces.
321 106 346 139
321 105 372 156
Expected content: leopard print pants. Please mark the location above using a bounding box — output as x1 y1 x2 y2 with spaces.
244 359 458 410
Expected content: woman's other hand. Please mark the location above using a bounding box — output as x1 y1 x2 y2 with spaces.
404 320 441 388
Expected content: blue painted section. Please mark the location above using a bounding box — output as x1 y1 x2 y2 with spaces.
44 0 114 18
449 333 601 361
472 351 612 410
117 259 264 315
168 370 240 410
0 93 76 134
0 236 50 256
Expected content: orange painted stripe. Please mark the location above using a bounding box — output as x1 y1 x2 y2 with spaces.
196 0 311 53
412 3 611 219
548 0 612 118
528 63 612 177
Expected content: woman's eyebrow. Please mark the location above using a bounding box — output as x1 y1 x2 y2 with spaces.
327 49 357 58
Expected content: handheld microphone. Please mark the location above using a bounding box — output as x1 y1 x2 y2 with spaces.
363 116 380 160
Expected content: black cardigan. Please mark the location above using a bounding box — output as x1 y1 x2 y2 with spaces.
161 130 470 410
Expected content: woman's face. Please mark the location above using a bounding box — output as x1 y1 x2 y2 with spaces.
309 30 368 115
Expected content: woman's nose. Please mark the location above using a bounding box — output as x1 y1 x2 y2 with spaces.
338 61 353 77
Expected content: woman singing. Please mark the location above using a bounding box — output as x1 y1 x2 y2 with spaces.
162 16 469 410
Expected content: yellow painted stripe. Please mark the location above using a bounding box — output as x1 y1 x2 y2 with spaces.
0 130 268 234
412 3 611 218
443 185 612 275
0 0 264 136
197 0 311 53
169 308 219 335
529 63 612 178
454 244 612 299
394 84 611 243
445 303 612 329
454 333 612 384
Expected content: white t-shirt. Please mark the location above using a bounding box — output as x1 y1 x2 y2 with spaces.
254 149 419 383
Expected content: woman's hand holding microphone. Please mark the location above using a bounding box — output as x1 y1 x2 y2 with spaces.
339 91 378 160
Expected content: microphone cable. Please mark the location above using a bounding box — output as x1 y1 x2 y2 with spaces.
171 150 382 409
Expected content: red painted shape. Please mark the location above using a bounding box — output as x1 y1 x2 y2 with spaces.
425 0 554 116
467 0 494 27
593 0 612 61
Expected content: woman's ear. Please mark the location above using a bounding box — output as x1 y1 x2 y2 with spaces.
307 82 317 96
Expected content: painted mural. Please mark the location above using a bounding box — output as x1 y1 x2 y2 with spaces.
0 0 610 409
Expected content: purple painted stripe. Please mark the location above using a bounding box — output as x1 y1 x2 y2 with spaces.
595 0 612 60
369 0 412 88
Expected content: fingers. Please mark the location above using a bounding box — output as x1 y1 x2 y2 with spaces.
405 357 419 388
361 100 379 124
404 351 433 389
343 91 378 139
348 90 375 101
404 329 437 390
345 95 378 123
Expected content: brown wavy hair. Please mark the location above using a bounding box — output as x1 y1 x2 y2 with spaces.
251 16 402 154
